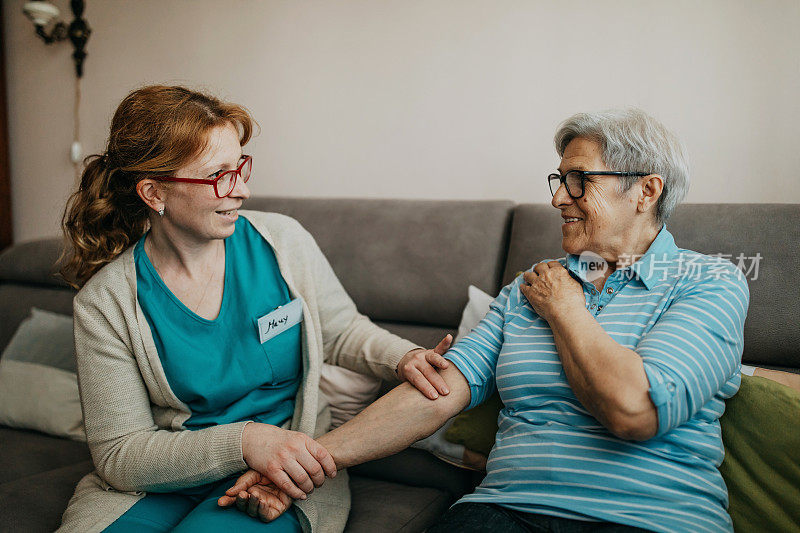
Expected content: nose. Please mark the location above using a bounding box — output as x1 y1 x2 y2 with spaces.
230 173 251 200
551 181 573 209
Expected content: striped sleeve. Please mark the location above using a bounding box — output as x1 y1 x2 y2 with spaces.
445 280 514 409
636 262 749 437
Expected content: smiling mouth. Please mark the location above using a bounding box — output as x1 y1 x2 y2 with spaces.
562 217 583 223
216 209 238 216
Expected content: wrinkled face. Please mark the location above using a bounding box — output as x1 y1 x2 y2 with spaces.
161 122 250 243
552 137 639 260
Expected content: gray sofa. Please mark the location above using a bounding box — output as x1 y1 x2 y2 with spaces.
1 197 797 532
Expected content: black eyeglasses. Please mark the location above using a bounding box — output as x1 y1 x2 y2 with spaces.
547 170 650 199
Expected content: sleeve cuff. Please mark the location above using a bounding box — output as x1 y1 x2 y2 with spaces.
379 338 423 381
209 420 251 477
643 364 678 437
444 349 486 409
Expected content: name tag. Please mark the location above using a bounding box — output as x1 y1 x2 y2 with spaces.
257 298 303 344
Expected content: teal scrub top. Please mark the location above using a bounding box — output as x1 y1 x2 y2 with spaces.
134 218 302 430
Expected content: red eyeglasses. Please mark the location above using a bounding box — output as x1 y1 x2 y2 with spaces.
154 155 253 198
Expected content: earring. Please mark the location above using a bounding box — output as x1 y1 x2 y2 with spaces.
158 208 165 217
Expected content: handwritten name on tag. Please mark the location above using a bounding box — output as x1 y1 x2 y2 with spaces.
257 298 303 344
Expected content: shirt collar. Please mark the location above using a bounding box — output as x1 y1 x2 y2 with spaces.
565 225 678 291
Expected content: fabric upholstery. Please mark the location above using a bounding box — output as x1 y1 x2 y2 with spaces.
0 238 69 287
1 308 75 371
375 322 455 353
0 284 75 353
349 448 482 497
0 427 91 484
719 375 800 531
245 197 514 327
0 460 94 533
504 203 800 368
345 476 455 533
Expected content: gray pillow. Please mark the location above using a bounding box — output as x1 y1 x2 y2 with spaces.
0 308 85 440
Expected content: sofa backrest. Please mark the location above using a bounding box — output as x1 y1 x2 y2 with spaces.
0 239 75 351
245 197 514 328
503 203 800 369
2 200 797 370
0 198 515 354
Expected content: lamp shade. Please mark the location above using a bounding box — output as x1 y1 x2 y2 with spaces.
22 1 60 26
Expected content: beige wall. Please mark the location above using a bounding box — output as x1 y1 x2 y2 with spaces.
4 0 799 242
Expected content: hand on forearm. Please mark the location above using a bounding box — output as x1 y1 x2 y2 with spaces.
241 422 336 500
318 364 471 469
396 335 453 399
223 365 471 514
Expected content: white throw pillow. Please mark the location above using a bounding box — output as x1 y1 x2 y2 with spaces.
456 285 495 343
0 308 86 441
319 363 382 428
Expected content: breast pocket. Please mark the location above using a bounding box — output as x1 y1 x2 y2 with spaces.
258 322 303 384
253 299 304 385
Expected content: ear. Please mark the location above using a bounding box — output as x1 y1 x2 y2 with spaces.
136 179 167 214
637 174 663 216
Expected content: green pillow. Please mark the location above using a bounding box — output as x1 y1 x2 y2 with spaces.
719 374 800 531
444 391 502 456
444 375 800 532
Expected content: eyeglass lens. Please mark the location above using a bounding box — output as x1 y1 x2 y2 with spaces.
216 157 252 197
548 171 584 198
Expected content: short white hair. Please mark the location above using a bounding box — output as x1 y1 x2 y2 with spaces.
554 108 690 224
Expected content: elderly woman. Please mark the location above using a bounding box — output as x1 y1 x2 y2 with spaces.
56 85 451 533
227 109 749 532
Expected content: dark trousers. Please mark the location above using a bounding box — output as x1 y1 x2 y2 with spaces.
427 503 653 533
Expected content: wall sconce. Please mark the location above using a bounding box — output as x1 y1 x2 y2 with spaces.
22 0 91 78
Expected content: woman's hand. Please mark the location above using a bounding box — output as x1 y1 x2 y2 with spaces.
241 423 336 501
395 335 453 399
218 470 292 522
520 261 585 322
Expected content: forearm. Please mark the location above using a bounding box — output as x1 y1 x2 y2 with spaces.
317 365 470 469
549 306 657 440
92 422 249 492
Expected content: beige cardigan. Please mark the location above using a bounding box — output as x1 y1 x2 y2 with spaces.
58 211 418 533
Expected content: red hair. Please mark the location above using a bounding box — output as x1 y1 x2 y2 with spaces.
61 85 255 287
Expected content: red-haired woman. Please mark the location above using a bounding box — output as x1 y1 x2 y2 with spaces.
57 86 450 532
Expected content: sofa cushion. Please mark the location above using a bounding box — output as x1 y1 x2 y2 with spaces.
0 309 85 440
0 426 91 484
0 457 455 533
0 460 94 533
245 198 513 328
0 285 75 354
504 203 800 369
349 448 481 498
345 476 454 533
719 375 800 531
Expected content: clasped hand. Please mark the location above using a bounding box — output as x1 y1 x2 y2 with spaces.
218 335 454 521
519 261 585 322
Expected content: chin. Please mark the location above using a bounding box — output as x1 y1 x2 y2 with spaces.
217 224 237 240
561 238 583 256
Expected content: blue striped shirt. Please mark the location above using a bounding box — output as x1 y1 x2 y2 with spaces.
445 226 749 533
